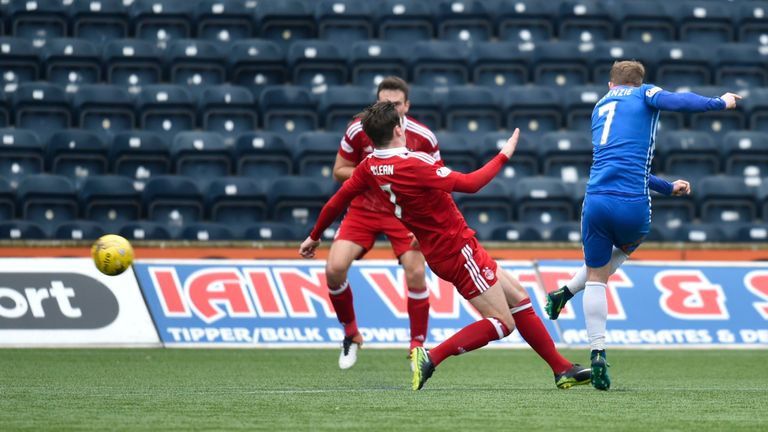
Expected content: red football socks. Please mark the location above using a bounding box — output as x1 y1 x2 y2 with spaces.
407 289 430 349
512 298 572 374
429 317 509 367
328 281 358 337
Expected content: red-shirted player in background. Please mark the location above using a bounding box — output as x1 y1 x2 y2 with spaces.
325 77 438 369
300 102 591 391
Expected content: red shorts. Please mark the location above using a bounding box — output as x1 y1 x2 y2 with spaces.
427 237 498 300
335 207 415 258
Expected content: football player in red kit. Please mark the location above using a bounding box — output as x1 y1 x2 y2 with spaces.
300 101 590 390
326 77 437 369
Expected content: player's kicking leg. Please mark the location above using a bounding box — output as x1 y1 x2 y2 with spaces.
326 239 367 369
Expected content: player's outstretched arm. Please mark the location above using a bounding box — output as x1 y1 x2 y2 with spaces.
648 175 691 196
647 88 741 113
451 129 519 193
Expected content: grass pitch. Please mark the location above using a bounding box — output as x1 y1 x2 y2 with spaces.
1 348 766 431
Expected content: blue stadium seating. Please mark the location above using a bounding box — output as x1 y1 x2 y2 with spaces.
171 131 232 178
46 129 109 187
482 132 538 180
743 88 768 133
142 175 204 231
103 39 163 87
72 0 130 42
656 131 720 180
609 0 675 44
495 0 557 43
714 44 768 89
563 85 604 131
558 0 614 42
131 0 194 44
654 43 711 89
71 84 135 136
198 85 258 142
243 222 301 241
470 42 529 88
0 91 7 127
540 131 593 183
760 179 768 221
443 86 501 135
195 0 256 43
549 222 583 243
503 86 562 136
589 41 650 84
316 0 375 42
16 174 79 226
349 41 407 87
697 175 761 224
180 222 235 241
454 179 513 227
110 130 171 183
135 84 196 140
118 221 172 240
234 132 293 178
514 177 575 225
79 175 141 223
0 177 15 221
295 132 341 178
10 0 68 40
688 86 746 137
54 220 106 240
676 1 734 44
0 37 39 90
12 82 71 140
435 132 478 173
258 85 318 138
487 222 544 242
166 39 226 90
410 41 471 88
377 0 434 43
674 223 727 243
650 177 697 230
318 85 373 132
41 38 101 87
227 39 287 97
0 128 45 188
722 223 768 243
0 220 47 240
268 176 334 226
532 42 590 87
723 131 768 178
736 2 768 44
434 0 493 42
255 0 316 45
206 177 268 225
287 40 348 89
405 86 442 130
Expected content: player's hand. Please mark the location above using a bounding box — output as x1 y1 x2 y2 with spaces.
671 179 691 196
299 237 321 259
499 128 520 158
408 232 420 250
720 92 742 110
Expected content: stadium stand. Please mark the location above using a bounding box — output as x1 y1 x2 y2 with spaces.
0 0 765 241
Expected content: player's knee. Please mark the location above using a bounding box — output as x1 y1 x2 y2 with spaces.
488 316 513 338
325 260 349 285
404 266 425 287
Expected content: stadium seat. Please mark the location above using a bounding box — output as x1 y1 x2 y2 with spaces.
443 86 501 135
0 92 7 127
645 224 677 242
118 221 173 240
0 37 40 91
532 42 591 87
723 131 768 178
713 44 768 89
227 39 287 97
295 132 341 179
131 0 194 45
435 132 477 173
171 131 232 178
318 86 373 132
487 222 544 242
760 179 768 221
0 128 45 188
16 174 79 225
495 0 556 43
53 220 107 240
40 38 101 89
110 130 171 184
348 41 407 87
650 176 697 230
697 175 760 224
72 0 130 42
0 220 47 240
255 0 316 45
721 223 768 243
676 1 735 44
454 179 513 227
206 177 268 225
198 85 258 142
688 86 746 137
165 39 226 90
11 82 71 141
435 0 493 42
470 42 529 88
514 177 574 225
557 0 614 42
10 0 68 40
287 40 348 90
654 43 711 89
609 0 675 44
377 0 434 43
589 41 650 85
258 86 318 138
180 222 235 241
410 41 471 88
656 131 720 180
315 0 375 41
482 132 538 180
736 2 768 44
103 39 163 87
79 175 141 223
563 85 604 131
235 132 294 178
143 175 204 230
71 84 135 136
135 84 196 140
268 176 334 225
503 86 562 137
195 0 256 43
405 86 442 130
46 130 109 187
540 131 593 183
549 222 583 243
743 88 768 133
243 222 301 241
0 177 15 221
674 223 727 243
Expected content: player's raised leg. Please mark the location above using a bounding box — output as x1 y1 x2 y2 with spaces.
326 239 366 369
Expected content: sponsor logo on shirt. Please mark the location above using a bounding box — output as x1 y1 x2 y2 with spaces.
483 267 494 281
646 86 662 98
436 167 452 178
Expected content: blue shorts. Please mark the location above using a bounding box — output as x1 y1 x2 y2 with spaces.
581 193 651 268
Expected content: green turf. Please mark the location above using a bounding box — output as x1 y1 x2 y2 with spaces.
1 349 766 431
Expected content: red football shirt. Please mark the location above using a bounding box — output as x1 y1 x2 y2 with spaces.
339 116 440 213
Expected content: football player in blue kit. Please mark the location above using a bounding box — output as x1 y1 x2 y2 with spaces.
544 60 741 390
